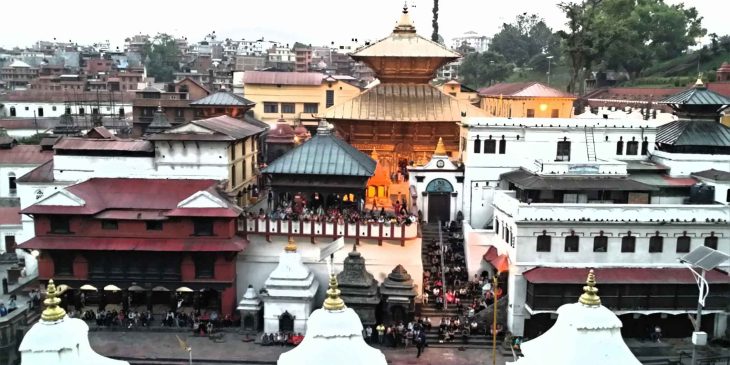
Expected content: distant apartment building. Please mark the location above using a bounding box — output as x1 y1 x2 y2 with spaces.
131 78 210 135
234 55 266 71
450 31 489 53
0 60 39 90
294 46 313 73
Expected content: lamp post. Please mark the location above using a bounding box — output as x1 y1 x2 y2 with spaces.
679 246 729 365
546 56 554 85
491 275 499 365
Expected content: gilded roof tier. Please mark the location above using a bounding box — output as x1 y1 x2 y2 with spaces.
324 83 488 122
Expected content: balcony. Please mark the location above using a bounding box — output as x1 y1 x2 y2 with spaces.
239 218 418 246
532 159 627 176
493 191 729 224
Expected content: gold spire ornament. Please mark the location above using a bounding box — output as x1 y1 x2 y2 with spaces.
434 137 447 156
323 273 345 311
694 73 705 88
578 269 601 306
285 236 298 253
42 279 68 322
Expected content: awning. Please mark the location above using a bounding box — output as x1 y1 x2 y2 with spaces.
523 267 729 285
19 236 247 252
482 246 510 273
629 174 698 188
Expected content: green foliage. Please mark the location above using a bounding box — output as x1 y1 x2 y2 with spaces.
460 52 514 88
144 33 181 82
558 0 705 93
432 0 439 42
490 13 559 67
18 133 50 145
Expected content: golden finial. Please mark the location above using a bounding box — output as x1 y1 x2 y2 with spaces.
694 73 705 88
42 279 68 322
285 236 297 253
323 273 345 311
394 2 416 34
578 269 601 306
434 137 447 156
371 149 379 161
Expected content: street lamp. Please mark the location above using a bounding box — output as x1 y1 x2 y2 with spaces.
679 245 729 365
545 56 554 85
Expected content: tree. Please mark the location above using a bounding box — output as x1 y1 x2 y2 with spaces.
432 0 439 42
557 0 602 94
490 13 559 67
460 52 514 88
143 33 181 83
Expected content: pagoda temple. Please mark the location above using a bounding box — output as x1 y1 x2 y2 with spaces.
324 5 488 173
336 246 380 326
379 264 417 323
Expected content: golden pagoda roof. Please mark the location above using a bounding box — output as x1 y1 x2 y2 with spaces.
367 153 392 186
324 83 488 122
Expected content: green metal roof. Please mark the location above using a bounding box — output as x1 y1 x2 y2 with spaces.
658 85 730 105
263 133 375 177
656 120 730 146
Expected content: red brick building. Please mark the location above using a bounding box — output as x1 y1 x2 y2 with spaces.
20 178 246 316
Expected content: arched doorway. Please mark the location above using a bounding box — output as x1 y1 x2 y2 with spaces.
426 178 453 223
243 313 255 330
279 311 294 332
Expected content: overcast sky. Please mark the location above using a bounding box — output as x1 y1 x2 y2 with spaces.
0 0 724 50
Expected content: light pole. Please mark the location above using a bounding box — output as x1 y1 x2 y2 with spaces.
679 246 729 365
546 56 554 85
491 275 498 365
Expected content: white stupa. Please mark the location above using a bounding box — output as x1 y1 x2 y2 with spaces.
508 270 641 365
278 270 387 365
19 280 129 365
261 237 319 334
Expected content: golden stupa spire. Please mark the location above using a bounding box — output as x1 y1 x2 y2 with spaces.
42 279 68 322
284 236 298 253
434 137 447 156
323 273 345 311
694 73 705 88
371 149 379 160
578 269 601 306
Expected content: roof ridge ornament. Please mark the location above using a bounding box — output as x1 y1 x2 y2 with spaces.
694 73 706 89
393 2 416 34
42 279 68 322
434 137 447 156
316 119 331 136
578 269 601 307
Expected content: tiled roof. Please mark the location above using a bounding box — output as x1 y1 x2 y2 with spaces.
189 91 255 107
22 178 239 216
478 82 574 98
501 168 658 191
659 84 730 105
0 207 21 225
266 120 296 144
17 160 54 183
54 137 153 153
147 115 266 141
656 120 730 146
692 169 730 182
0 145 53 164
324 83 488 122
0 90 134 102
263 134 375 177
243 71 325 86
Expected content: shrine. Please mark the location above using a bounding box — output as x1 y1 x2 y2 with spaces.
379 264 417 323
260 238 319 334
237 285 263 334
324 5 488 173
336 246 381 326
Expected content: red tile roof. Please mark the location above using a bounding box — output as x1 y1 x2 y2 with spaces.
22 178 240 218
16 160 54 183
0 145 53 165
243 71 325 86
0 118 58 130
0 90 135 103
19 235 247 252
523 267 729 285
478 82 575 98
147 115 266 142
0 207 21 225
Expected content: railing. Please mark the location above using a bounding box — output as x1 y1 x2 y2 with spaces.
239 218 419 246
493 191 729 224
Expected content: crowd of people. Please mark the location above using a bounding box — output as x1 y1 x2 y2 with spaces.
260 332 304 346
251 194 417 226
366 320 429 357
422 221 502 343
68 306 238 332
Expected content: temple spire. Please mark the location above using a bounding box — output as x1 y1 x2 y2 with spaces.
694 73 706 89
434 137 447 156
578 269 601 306
42 279 67 322
394 2 416 34
316 119 331 136
323 273 345 311
285 236 298 253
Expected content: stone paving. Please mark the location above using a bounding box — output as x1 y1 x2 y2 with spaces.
88 331 508 364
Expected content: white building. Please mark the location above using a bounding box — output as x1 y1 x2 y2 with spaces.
261 238 319 334
408 138 464 223
450 31 489 53
267 46 296 63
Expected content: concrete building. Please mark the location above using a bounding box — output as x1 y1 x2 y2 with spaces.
478 82 576 119
243 71 361 126
450 31 490 53
0 60 38 90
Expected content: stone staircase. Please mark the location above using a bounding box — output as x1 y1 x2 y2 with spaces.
418 223 499 349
